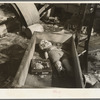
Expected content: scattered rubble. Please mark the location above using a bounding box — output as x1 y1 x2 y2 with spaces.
84 73 98 87
87 48 100 87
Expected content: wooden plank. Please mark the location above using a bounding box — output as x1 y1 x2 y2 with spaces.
61 36 84 88
39 4 50 15
84 5 97 73
35 32 72 43
71 36 85 88
12 34 36 87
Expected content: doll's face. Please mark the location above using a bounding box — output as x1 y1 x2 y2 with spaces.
39 40 52 50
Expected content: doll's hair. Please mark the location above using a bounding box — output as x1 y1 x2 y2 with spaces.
39 40 52 50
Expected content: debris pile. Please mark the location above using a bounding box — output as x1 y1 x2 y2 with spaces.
86 49 100 87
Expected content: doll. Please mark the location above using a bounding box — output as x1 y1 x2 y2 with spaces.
39 40 64 73
39 40 73 77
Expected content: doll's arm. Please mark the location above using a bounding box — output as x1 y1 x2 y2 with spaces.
45 51 49 59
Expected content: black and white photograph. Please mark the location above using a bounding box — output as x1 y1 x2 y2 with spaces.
0 2 100 98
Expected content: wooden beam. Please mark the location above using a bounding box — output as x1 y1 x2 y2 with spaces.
12 34 36 87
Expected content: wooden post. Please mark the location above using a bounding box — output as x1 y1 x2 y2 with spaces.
84 4 97 73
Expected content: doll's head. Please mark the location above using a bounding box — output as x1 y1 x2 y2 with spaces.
39 40 52 50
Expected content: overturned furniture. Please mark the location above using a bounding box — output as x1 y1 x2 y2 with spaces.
12 32 85 88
